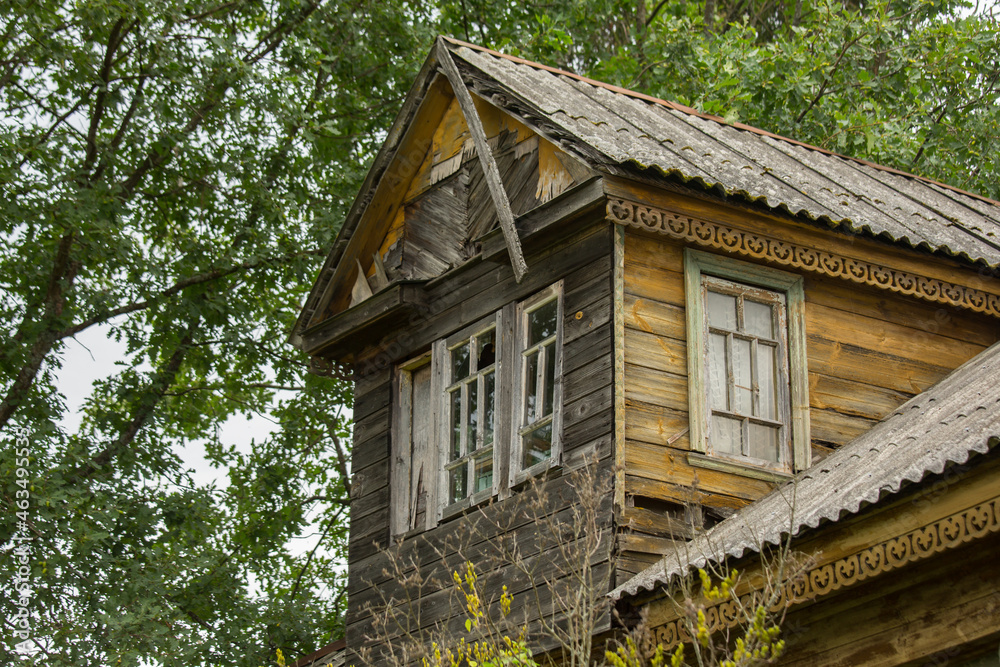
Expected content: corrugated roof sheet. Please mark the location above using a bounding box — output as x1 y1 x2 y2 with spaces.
609 340 1000 601
449 41 1000 268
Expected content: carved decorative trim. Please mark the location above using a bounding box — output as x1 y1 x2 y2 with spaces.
651 494 1000 649
608 198 1000 319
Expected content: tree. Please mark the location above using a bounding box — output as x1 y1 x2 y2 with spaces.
1 1 433 664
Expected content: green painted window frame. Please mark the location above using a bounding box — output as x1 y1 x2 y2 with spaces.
684 248 810 474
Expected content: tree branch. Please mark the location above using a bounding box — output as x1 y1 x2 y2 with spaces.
63 319 200 482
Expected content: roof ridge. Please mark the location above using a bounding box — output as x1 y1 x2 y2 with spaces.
441 35 1000 208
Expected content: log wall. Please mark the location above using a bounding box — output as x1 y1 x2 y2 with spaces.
344 212 615 664
617 213 1000 579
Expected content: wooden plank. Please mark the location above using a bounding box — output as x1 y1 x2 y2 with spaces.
624 329 686 374
623 261 686 307
806 335 954 396
806 301 987 370
563 348 613 406
624 440 776 502
625 474 761 512
624 400 689 448
564 291 612 345
623 363 688 412
623 292 686 340
614 224 628 515
562 323 612 377
624 229 685 273
436 39 527 281
803 272 1000 349
808 407 877 448
808 372 911 422
622 506 697 541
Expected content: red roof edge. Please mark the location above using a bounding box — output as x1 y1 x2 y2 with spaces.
289 639 346 667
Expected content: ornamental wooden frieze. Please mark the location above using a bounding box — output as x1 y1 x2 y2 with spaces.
607 198 1000 319
651 494 1000 650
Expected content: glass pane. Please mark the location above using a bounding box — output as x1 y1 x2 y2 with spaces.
522 422 553 468
542 343 556 417
708 333 728 410
476 329 496 370
706 291 737 330
749 423 780 462
744 300 774 339
449 465 468 505
450 389 462 460
758 344 777 421
474 454 493 494
712 415 742 456
452 342 470 381
467 379 479 451
524 349 539 423
483 371 495 446
733 337 752 415
528 298 558 345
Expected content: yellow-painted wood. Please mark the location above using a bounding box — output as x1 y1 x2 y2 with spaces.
536 140 576 203
605 175 1000 298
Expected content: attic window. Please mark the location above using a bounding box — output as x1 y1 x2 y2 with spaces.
685 249 810 477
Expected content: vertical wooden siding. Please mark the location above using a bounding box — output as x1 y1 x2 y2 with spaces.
618 227 1000 579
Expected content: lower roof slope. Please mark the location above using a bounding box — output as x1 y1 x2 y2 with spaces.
610 339 1000 600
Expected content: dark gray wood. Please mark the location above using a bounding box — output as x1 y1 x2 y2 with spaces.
341 209 616 663
300 281 428 357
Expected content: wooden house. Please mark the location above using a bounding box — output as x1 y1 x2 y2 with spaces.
292 36 1000 665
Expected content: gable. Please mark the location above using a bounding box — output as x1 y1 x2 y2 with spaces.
366 95 580 293
300 69 592 334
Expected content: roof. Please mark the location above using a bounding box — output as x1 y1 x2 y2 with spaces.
609 340 1000 601
447 39 1000 267
294 37 1000 341
290 639 346 667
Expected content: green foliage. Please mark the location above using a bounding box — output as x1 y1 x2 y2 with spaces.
1 1 431 664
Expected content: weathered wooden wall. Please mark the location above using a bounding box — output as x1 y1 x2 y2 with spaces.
344 211 615 664
616 201 1000 579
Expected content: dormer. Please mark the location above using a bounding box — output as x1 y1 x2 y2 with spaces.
292 37 1000 666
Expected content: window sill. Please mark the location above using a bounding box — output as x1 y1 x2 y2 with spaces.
687 452 793 484
441 488 494 522
510 459 561 489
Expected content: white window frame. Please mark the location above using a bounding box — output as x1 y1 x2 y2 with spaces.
434 312 502 520
685 249 810 479
511 282 564 484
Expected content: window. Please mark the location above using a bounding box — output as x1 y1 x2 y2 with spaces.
513 284 563 480
685 249 809 477
391 355 434 536
392 283 564 532
443 323 498 510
